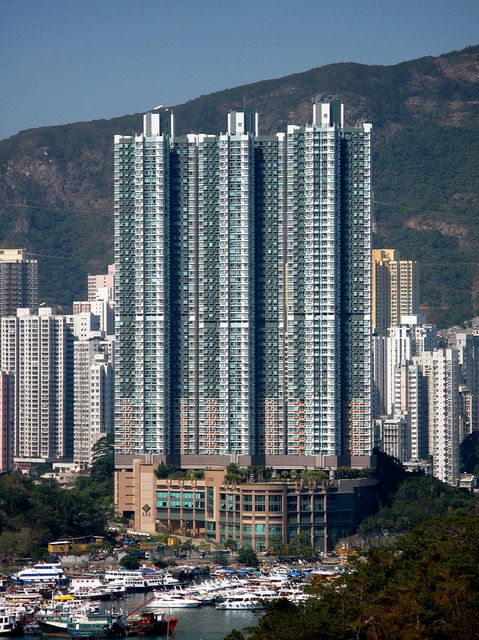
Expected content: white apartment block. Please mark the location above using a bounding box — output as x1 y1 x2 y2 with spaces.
415 348 461 485
0 308 73 464
385 315 436 415
72 301 114 336
456 333 479 433
73 338 114 467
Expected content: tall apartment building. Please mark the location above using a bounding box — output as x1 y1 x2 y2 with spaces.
385 315 436 414
73 337 114 467
456 333 479 434
372 249 419 335
0 308 73 465
114 101 372 470
0 249 38 317
414 348 461 485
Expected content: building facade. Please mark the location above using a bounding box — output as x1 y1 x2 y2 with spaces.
73 337 114 467
0 249 38 317
414 348 461 485
88 264 115 303
114 102 372 471
116 463 377 552
372 249 419 336
0 308 73 465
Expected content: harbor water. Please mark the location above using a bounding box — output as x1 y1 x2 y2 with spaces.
41 592 258 640
121 592 257 640
124 593 257 640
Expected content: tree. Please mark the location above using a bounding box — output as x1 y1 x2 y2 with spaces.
267 535 287 556
288 534 317 560
236 547 258 567
180 539 195 557
89 433 114 488
120 554 140 570
242 515 479 640
225 463 243 483
300 470 328 483
224 538 237 551
91 433 114 463
154 463 177 479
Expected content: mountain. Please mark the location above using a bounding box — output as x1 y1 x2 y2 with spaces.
0 45 478 326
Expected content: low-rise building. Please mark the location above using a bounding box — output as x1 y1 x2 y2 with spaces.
116 463 377 552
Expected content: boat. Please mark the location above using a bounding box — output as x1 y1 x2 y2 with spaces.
67 616 126 638
37 613 126 638
215 593 267 610
146 591 200 609
11 563 68 586
125 611 178 636
0 609 23 636
21 621 40 635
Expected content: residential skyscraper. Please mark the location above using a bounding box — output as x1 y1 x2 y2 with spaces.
414 348 461 485
0 249 38 317
73 337 114 467
114 102 372 468
0 308 73 465
372 249 419 335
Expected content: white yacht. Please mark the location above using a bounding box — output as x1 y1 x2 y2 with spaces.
11 563 68 586
147 590 201 609
216 593 267 610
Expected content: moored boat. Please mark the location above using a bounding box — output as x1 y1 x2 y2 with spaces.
125 611 178 636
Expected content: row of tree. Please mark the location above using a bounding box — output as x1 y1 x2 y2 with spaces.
225 515 479 640
0 435 115 558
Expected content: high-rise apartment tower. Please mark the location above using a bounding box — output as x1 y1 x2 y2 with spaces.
114 102 372 468
372 249 419 335
0 249 38 317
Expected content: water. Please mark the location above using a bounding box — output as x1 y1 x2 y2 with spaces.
122 593 257 640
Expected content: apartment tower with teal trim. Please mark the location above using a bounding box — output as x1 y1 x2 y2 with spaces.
114 101 372 469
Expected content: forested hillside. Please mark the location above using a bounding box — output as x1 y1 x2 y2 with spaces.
0 45 478 326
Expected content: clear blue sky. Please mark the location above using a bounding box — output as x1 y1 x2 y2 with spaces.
1 0 477 140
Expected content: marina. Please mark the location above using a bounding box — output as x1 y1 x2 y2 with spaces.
0 561 346 639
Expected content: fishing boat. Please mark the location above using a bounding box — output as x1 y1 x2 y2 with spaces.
37 613 126 638
125 611 178 636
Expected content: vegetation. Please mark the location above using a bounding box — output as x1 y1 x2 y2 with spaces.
236 547 259 567
227 515 479 640
358 474 478 537
1 46 478 326
119 554 140 570
0 471 112 557
153 465 204 480
0 435 115 558
224 464 273 483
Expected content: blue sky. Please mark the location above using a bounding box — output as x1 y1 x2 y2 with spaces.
1 0 477 140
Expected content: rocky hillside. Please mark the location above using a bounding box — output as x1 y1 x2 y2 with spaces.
0 45 478 326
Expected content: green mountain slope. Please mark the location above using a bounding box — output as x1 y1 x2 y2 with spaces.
0 45 478 326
